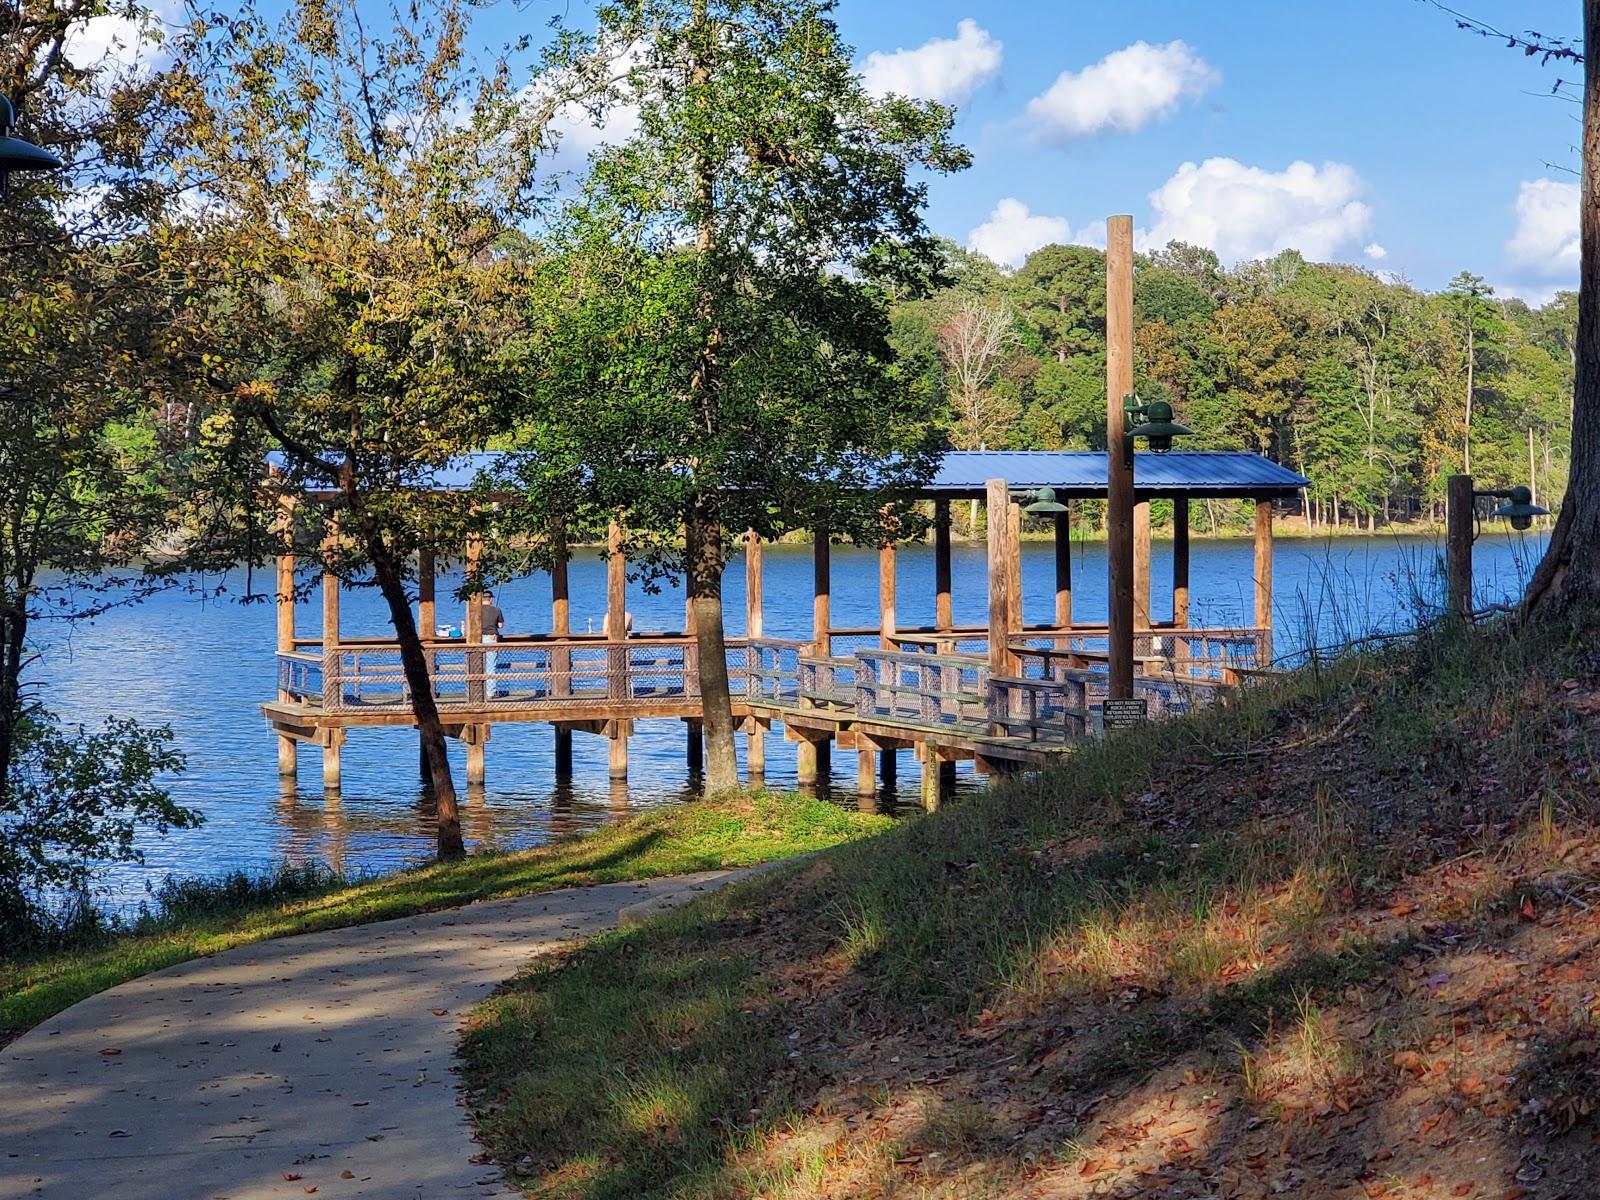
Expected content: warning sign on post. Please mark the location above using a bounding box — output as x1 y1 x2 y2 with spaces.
1102 699 1149 729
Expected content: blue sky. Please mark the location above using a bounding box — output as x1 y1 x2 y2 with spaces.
77 0 1578 300
816 0 1580 300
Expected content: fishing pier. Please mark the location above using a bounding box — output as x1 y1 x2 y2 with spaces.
263 451 1307 808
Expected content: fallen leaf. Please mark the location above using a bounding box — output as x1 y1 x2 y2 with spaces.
431 1008 449 1017
340 1171 355 1180
99 1048 121 1056
282 1173 302 1182
1520 897 1536 921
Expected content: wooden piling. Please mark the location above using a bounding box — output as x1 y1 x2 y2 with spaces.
813 524 831 656
745 530 763 638
879 538 897 649
279 736 298 778
986 478 1013 679
920 753 944 811
1173 496 1190 628
1106 214 1136 700
856 746 876 796
465 530 484 705
747 720 765 778
934 499 953 631
608 722 628 780
554 725 572 777
687 720 704 775
1133 499 1151 632
1053 509 1072 628
321 728 344 792
1445 474 1474 621
1254 498 1275 667
796 738 818 785
1007 500 1023 638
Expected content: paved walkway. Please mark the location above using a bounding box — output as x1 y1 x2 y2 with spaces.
0 870 748 1199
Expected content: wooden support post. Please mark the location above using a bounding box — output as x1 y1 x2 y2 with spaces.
466 738 485 788
880 747 897 784
1254 498 1275 667
550 517 570 637
321 518 342 708
856 746 876 796
934 499 953 631
1133 498 1152 631
796 738 818 785
1173 496 1190 628
278 736 297 778
920 752 944 812
813 524 831 656
879 539 897 648
321 729 343 792
464 530 484 704
1007 500 1023 636
605 519 627 702
747 722 765 779
275 494 296 702
1446 474 1474 622
745 529 763 638
1054 509 1072 629
986 478 1013 679
554 726 572 777
418 549 436 639
1106 214 1136 701
608 724 628 781
687 720 703 776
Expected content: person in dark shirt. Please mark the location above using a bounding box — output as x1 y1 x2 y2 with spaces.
480 592 505 697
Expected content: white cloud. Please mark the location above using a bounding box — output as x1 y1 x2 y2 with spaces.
1142 158 1374 263
1027 40 1217 142
1364 242 1387 261
63 1 172 77
1506 178 1579 275
967 198 1073 269
545 98 642 170
860 19 1003 105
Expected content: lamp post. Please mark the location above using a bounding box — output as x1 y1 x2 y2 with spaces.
0 95 62 197
1444 475 1549 619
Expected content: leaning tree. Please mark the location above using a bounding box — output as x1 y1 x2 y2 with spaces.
173 0 616 856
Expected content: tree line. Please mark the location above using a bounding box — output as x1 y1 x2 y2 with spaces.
891 240 1576 533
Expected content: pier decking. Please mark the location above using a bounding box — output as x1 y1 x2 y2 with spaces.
264 451 1304 808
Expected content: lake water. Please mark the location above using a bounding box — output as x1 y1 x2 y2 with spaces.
37 530 1545 909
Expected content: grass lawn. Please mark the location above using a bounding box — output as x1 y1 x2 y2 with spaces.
0 790 891 1044
461 614 1600 1199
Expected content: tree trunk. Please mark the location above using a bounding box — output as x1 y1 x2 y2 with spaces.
0 594 27 803
365 538 464 857
1526 0 1600 616
688 496 739 792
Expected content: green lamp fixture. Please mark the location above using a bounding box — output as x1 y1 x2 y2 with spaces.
1488 484 1548 532
1121 395 1194 467
0 95 61 196
1021 486 1068 516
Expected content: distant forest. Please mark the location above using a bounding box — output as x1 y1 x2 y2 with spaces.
892 240 1574 534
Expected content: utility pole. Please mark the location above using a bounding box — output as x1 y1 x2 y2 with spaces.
1105 215 1135 701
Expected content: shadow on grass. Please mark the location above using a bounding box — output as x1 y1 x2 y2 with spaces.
460 614 1600 1199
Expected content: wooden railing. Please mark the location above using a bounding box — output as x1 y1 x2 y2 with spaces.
275 636 749 715
853 648 989 733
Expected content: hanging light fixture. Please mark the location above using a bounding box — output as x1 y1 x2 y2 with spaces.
0 95 61 197
1020 486 1068 516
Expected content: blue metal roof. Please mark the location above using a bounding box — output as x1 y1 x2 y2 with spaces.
268 449 1306 499
926 450 1308 498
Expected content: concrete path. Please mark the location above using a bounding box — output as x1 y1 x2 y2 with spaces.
0 870 748 1200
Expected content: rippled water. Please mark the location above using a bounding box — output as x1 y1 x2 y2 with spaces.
36 529 1544 908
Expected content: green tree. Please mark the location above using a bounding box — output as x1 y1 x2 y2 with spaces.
0 0 207 929
1014 243 1104 363
176 0 593 857
525 0 966 791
